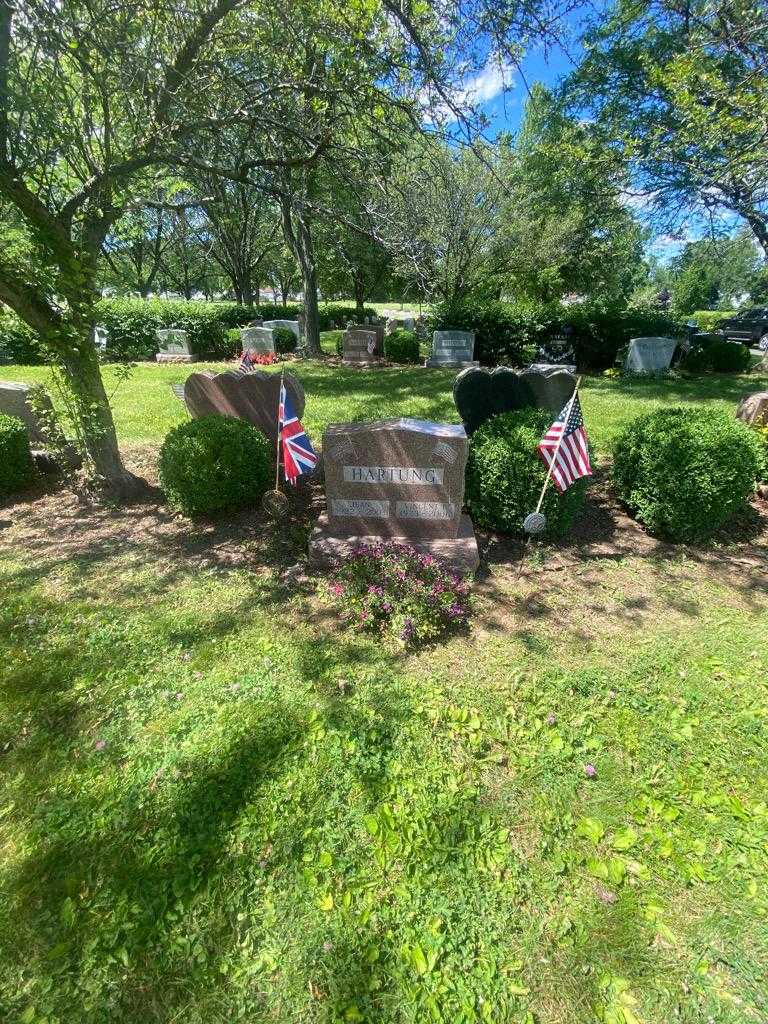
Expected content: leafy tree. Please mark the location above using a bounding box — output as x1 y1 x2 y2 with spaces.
378 142 499 306
494 85 645 303
670 230 761 311
566 0 768 257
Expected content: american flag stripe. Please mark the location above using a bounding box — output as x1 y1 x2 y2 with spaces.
537 391 592 494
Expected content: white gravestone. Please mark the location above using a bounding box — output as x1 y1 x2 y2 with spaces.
240 326 275 354
92 326 108 353
624 336 678 375
262 319 300 340
426 330 479 369
156 329 198 364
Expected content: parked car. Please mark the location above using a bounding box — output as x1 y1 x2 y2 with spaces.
718 307 768 349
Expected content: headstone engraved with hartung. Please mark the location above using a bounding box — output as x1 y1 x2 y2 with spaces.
624 336 677 374
426 330 478 368
156 328 198 363
240 325 275 355
309 418 479 571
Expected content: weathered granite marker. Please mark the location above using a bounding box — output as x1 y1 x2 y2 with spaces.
309 417 479 571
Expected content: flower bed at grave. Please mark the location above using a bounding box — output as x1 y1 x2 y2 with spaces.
324 541 471 645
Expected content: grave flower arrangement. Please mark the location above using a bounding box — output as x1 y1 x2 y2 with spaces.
324 541 471 646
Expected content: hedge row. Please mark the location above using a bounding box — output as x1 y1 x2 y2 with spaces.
430 300 686 369
1 300 378 364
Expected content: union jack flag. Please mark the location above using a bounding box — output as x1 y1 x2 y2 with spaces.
537 390 592 493
279 381 318 485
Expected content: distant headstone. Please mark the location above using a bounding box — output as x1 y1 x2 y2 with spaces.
536 331 576 368
92 326 108 353
520 365 577 413
735 391 768 427
309 417 478 571
156 328 197 363
426 330 478 369
624 336 677 375
342 328 381 364
183 369 305 447
348 323 385 355
385 318 398 336
240 325 275 354
262 319 300 340
247 317 264 328
453 367 536 435
0 380 53 443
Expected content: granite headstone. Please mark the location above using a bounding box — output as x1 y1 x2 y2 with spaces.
453 367 536 435
262 319 301 340
240 325 275 355
309 417 478 570
156 329 197 363
624 336 677 374
0 380 54 443
520 366 577 414
183 369 305 447
342 328 381 364
426 330 478 369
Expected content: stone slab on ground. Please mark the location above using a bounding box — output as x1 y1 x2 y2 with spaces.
156 353 198 364
308 512 479 573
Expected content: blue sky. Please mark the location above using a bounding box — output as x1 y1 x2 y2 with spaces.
454 7 697 262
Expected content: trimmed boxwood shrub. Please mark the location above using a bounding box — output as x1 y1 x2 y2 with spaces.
612 408 761 542
0 414 37 495
384 328 420 363
682 338 752 374
431 300 685 369
466 407 589 537
159 415 272 516
273 327 297 354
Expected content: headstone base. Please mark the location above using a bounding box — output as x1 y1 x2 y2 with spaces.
424 359 480 369
156 353 198 363
526 362 577 375
308 512 480 574
341 359 382 368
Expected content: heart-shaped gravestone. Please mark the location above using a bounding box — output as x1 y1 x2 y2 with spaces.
184 369 305 447
520 366 577 414
453 367 536 435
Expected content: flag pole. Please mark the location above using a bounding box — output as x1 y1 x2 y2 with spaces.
274 368 284 492
533 376 582 514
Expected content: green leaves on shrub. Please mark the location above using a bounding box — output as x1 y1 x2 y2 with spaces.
466 407 589 537
0 414 37 496
273 327 297 354
384 328 420 363
431 299 684 369
612 408 761 542
159 415 272 516
682 339 752 373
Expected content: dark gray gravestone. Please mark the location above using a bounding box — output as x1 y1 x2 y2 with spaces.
520 366 577 414
453 367 536 435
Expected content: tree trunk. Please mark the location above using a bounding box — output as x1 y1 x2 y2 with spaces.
54 325 146 498
280 196 322 356
281 282 289 307
354 274 366 318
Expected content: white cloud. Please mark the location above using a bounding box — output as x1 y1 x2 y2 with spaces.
426 59 515 124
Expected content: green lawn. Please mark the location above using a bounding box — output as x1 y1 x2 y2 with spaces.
3 355 766 454
1 358 767 1023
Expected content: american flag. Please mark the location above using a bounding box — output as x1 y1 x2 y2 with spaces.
279 381 318 485
239 349 256 372
537 390 592 493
